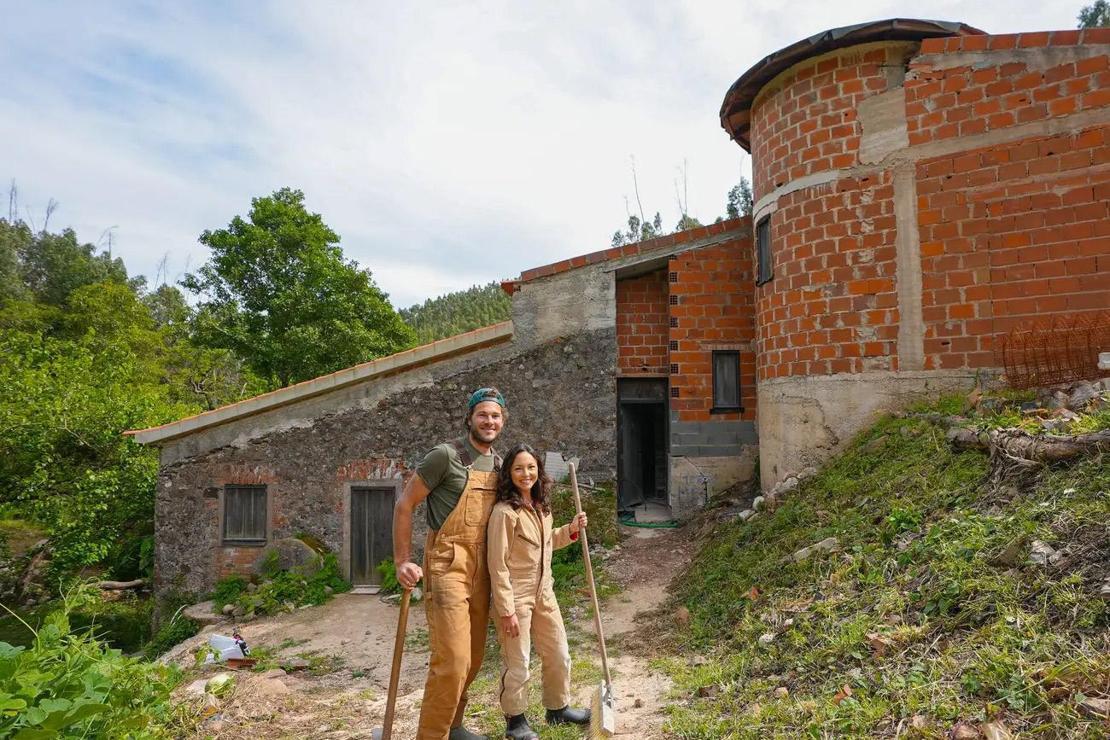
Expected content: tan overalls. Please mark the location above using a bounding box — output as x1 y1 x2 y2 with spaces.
417 443 499 739
486 502 577 717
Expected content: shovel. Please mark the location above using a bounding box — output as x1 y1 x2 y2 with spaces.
569 463 616 737
372 586 412 740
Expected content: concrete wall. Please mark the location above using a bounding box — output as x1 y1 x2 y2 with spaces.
744 30 1110 487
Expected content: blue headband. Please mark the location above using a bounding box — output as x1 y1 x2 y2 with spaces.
468 387 506 409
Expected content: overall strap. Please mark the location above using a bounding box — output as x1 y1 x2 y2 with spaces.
449 438 474 469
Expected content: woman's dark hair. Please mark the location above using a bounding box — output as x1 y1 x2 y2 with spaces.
496 443 553 514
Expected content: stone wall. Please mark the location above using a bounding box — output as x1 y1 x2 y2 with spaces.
154 328 616 597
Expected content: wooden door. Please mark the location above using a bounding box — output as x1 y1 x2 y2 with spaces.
350 486 395 586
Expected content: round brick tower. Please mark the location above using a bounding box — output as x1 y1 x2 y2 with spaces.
721 19 1110 487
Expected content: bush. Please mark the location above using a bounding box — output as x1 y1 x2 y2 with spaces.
224 553 351 618
143 606 199 661
0 584 187 737
376 558 400 594
212 575 248 609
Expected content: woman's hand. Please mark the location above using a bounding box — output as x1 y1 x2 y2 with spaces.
570 511 588 534
500 613 521 638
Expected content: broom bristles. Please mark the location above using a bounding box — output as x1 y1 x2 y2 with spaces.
589 681 616 738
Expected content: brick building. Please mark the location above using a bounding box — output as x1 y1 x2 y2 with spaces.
132 19 1109 596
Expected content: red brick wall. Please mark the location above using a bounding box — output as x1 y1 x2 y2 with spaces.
616 269 669 376
917 125 1110 370
669 238 757 422
906 29 1110 145
755 173 900 381
750 44 897 197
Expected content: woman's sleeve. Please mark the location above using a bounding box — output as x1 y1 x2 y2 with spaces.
552 519 579 551
487 506 517 617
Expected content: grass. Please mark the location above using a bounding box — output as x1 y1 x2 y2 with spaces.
658 404 1109 738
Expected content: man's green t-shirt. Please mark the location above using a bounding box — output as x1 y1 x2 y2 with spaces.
416 437 497 530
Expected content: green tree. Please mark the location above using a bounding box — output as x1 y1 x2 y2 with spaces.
611 212 664 247
182 188 415 386
726 177 753 219
399 282 511 344
2 220 131 306
1079 0 1110 26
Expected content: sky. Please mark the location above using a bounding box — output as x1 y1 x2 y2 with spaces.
0 1 1080 309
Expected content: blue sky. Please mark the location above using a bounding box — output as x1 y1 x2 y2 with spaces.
1 1 1079 308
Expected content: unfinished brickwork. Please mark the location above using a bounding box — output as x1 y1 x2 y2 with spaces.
615 269 669 376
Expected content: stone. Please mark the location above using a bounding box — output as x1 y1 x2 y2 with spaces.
222 603 236 615
773 686 789 699
282 657 311 671
246 582 258 593
690 655 709 666
251 677 290 698
1078 696 1110 718
254 538 321 577
752 496 766 512
758 632 775 646
782 537 839 564
183 600 227 626
989 536 1027 568
259 668 288 679
323 585 334 595
980 720 1012 740
1028 540 1063 567
185 678 209 696
736 509 754 522
1099 581 1110 601
1068 382 1100 410
951 722 980 739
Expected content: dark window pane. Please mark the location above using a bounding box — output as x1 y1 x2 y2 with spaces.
756 216 773 285
712 351 741 409
224 485 267 543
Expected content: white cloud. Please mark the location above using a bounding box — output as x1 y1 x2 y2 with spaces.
0 1 1079 307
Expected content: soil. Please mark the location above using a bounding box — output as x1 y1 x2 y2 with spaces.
171 526 696 739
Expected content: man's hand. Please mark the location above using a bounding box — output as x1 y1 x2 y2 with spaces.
397 560 423 589
500 613 521 638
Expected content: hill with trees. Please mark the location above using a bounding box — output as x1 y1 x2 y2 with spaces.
399 281 511 344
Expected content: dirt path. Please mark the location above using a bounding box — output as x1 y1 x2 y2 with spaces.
173 525 694 739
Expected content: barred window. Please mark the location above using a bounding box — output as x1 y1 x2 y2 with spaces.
223 485 268 544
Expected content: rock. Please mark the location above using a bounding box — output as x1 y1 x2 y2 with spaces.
909 715 927 730
231 605 246 618
782 537 839 564
773 686 789 699
1028 540 1063 567
752 496 766 512
862 434 889 453
989 536 1027 568
690 655 709 666
736 509 755 523
185 678 209 696
221 603 236 615
282 657 311 672
1099 582 1110 601
184 600 227 626
976 397 1006 415
800 467 817 480
323 585 334 595
1019 402 1043 415
951 722 980 739
673 606 691 626
253 538 321 577
251 677 290 698
246 582 258 593
980 720 1013 740
758 632 775 647
782 618 794 628
1068 383 1100 410
1078 696 1110 718
258 668 288 679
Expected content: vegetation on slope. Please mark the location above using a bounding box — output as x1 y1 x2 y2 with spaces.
399 281 511 345
662 400 1109 738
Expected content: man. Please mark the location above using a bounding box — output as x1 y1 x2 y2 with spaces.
393 387 506 740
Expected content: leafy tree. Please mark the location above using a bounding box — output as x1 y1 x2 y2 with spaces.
611 212 664 247
399 281 511 344
182 188 415 386
726 178 753 219
674 214 704 232
0 219 130 306
1079 0 1110 26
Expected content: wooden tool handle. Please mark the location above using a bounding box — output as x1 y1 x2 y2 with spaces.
569 463 612 687
381 587 412 740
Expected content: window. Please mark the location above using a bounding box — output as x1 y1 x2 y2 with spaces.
223 485 268 544
755 216 773 285
712 351 741 412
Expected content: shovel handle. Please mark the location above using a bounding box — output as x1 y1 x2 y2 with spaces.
569 464 612 687
381 587 412 740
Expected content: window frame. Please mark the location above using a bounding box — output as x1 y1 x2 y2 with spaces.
755 215 773 286
221 484 269 546
710 350 743 413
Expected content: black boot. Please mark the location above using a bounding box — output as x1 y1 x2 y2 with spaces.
545 705 591 725
449 726 489 740
504 713 538 740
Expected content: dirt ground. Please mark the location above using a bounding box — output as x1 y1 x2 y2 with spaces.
171 526 695 739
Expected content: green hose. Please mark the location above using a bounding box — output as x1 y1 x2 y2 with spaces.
618 513 679 529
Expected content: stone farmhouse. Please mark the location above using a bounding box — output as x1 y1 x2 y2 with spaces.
130 19 1110 596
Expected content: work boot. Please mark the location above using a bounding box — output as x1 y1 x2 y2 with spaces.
449 726 489 740
503 714 538 740
545 705 591 725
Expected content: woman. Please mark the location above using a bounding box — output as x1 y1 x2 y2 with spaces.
486 443 592 740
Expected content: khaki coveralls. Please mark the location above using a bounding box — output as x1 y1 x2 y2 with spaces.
487 502 577 717
417 443 499 739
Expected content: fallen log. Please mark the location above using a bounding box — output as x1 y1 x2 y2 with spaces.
98 578 147 590
948 427 1110 462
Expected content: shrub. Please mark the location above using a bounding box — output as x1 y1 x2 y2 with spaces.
0 584 187 737
212 575 249 609
143 605 199 660
376 558 400 594
226 553 351 618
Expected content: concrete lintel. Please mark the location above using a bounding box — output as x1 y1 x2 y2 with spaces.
127 321 514 445
914 43 1110 72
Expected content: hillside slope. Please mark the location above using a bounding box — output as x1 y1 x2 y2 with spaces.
661 397 1109 738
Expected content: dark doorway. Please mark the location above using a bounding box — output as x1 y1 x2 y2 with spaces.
350 486 395 586
617 379 668 512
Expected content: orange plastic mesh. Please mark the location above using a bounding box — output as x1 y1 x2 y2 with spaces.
999 310 1110 389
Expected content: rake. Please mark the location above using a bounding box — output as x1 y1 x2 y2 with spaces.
569 463 616 737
